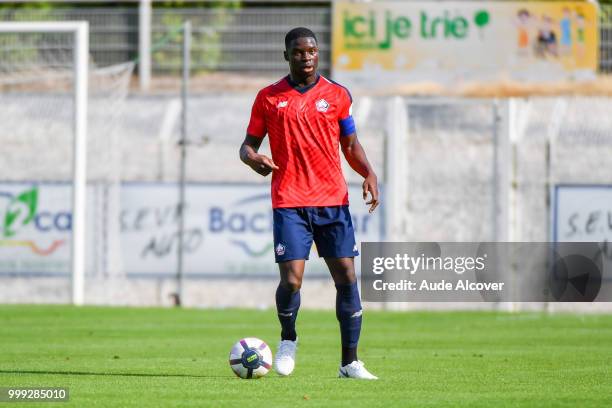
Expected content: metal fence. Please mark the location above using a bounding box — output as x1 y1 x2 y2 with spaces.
0 6 330 75
151 8 330 74
601 4 612 72
2 4 611 76
0 7 138 68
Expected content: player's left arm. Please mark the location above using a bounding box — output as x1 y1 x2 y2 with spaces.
337 87 379 213
340 132 379 213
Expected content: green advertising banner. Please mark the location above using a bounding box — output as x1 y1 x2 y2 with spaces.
332 1 599 89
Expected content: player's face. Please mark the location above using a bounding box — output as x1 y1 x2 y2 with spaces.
285 37 319 80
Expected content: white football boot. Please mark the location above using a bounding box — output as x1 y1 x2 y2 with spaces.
274 338 297 376
338 360 378 380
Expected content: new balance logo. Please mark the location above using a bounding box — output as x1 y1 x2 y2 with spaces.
277 101 288 108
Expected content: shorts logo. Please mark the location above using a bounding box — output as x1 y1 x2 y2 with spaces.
275 243 286 256
277 101 288 108
315 99 329 112
353 244 358 252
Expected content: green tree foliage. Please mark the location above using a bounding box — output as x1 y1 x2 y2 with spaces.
151 2 242 73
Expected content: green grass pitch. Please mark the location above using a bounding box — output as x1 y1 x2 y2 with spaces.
1 306 611 407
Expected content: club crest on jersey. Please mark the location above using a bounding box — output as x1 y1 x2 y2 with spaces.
275 243 286 256
315 99 329 112
277 100 288 108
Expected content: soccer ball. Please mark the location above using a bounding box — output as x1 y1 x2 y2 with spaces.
228 337 273 379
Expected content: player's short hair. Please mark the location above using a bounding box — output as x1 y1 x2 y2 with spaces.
285 27 318 50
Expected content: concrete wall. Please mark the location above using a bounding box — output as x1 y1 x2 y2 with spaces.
1 94 611 311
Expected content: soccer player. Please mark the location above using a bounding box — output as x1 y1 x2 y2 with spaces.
239 27 379 380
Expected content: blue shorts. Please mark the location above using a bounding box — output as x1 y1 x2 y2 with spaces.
273 206 359 263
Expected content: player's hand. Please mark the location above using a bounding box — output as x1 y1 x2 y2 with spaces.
363 174 379 213
250 154 279 177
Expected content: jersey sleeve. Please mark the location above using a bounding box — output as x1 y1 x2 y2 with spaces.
338 87 353 121
337 86 356 136
246 90 267 138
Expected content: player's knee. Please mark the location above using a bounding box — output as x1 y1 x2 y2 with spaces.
333 269 356 285
281 278 302 293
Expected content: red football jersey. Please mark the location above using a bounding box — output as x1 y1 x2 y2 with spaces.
247 75 354 209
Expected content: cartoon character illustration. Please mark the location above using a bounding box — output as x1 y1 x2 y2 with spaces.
515 9 532 56
575 12 587 60
559 7 572 56
535 15 558 58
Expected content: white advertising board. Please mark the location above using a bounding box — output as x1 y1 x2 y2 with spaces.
0 182 382 277
554 185 612 244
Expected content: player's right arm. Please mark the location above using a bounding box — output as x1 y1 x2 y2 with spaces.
240 89 279 177
239 135 279 177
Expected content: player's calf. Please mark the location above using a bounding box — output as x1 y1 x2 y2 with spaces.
275 283 300 376
336 281 362 365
